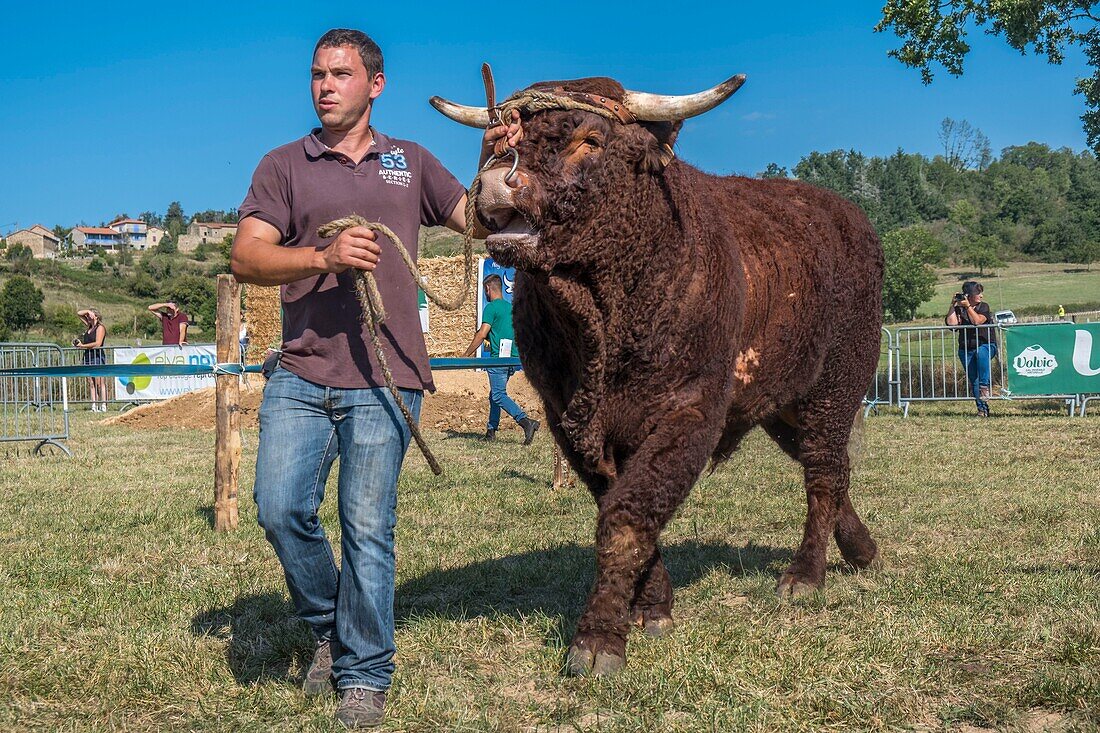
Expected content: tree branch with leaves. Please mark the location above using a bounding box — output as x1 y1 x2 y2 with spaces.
877 1 1100 153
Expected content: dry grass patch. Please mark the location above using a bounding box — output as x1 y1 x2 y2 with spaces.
0 407 1097 731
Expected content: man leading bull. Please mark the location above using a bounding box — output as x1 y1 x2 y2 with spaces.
230 29 519 728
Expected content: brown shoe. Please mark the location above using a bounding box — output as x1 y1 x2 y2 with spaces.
302 640 333 696
335 688 386 728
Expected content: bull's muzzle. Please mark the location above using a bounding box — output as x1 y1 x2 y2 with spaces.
477 166 526 231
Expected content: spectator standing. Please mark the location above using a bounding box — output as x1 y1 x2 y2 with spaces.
148 302 189 346
75 308 108 412
462 274 539 444
946 280 997 417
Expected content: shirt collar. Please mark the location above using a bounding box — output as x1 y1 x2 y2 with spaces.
304 127 390 160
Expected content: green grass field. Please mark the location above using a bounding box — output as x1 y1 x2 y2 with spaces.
2 407 1097 732
921 263 1100 320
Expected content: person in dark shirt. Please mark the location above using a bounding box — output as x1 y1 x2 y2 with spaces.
75 308 108 412
147 301 189 345
461 274 539 444
229 28 521 729
945 280 997 417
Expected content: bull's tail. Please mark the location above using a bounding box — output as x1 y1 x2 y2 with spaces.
847 409 865 468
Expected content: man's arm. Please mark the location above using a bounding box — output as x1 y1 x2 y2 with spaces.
230 217 383 286
179 320 188 345
147 302 169 317
462 323 492 358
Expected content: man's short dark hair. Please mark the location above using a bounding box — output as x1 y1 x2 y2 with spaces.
315 29 384 76
484 274 503 290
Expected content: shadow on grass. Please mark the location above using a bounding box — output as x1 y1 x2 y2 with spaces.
500 468 542 485
394 540 791 628
441 429 486 441
191 592 312 686
191 541 790 685
194 505 215 528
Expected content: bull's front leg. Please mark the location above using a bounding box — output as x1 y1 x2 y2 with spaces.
630 547 674 637
567 408 721 676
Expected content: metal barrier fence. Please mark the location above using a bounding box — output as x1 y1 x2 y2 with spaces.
869 324 1085 417
0 342 71 455
862 327 895 416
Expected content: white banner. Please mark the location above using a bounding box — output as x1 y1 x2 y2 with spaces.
113 344 217 400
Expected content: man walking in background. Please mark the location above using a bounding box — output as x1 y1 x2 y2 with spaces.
463 274 539 445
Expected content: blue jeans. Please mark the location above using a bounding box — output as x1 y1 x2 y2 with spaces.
486 366 526 430
958 343 997 414
253 367 421 691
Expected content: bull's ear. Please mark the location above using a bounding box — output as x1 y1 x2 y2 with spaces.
638 121 682 173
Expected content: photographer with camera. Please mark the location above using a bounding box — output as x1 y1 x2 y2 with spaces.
945 280 997 417
75 308 108 412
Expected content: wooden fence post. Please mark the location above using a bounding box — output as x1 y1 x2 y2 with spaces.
214 274 241 532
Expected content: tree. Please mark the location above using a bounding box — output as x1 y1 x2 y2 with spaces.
1071 238 1100 269
165 201 186 241
939 117 992 171
0 276 45 333
189 208 239 224
881 225 945 321
877 1 1100 154
139 211 164 228
758 162 789 179
961 234 1004 275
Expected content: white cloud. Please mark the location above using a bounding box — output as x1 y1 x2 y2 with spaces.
741 111 776 122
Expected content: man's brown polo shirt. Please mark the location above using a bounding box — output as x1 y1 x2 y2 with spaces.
239 129 466 391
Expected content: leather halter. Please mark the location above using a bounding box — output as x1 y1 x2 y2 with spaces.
549 88 638 125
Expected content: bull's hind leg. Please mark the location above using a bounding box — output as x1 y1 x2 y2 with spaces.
764 414 877 579
630 548 674 637
567 409 721 676
776 398 877 599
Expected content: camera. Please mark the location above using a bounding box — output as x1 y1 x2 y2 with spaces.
71 337 81 347
953 292 965 302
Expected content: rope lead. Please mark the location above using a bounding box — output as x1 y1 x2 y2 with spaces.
318 187 481 475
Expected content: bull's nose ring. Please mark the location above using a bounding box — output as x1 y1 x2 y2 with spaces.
504 147 520 184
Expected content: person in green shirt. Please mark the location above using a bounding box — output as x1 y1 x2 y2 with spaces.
462 274 539 444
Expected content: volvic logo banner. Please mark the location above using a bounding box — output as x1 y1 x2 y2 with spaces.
113 344 217 400
1005 324 1100 395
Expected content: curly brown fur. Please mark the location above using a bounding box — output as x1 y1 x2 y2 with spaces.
482 77 883 673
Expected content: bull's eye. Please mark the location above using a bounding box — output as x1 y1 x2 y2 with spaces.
584 137 602 149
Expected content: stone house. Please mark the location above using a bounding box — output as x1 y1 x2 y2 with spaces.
177 221 238 253
6 224 62 258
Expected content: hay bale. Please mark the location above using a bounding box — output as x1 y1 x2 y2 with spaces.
419 255 480 357
243 285 281 365
241 255 482 361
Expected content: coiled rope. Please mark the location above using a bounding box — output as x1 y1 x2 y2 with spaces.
317 212 476 476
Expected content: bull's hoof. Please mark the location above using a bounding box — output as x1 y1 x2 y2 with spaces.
643 615 675 638
631 607 675 638
839 541 880 570
566 644 626 677
776 573 823 600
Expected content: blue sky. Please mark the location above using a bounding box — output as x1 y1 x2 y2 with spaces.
0 1 1092 230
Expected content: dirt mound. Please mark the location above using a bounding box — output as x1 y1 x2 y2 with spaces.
103 370 544 433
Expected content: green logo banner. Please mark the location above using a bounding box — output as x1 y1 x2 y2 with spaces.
1004 323 1100 395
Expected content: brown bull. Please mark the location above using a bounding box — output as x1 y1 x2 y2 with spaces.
432 74 883 676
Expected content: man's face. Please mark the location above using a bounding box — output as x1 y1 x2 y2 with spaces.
311 45 383 132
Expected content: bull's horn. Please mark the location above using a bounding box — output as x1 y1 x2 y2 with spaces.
429 96 490 128
622 74 746 122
